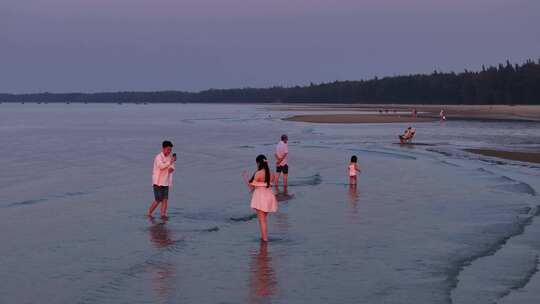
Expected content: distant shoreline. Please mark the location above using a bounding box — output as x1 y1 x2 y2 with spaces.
1 59 539 105
279 104 540 123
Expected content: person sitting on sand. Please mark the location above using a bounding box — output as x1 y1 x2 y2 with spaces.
348 155 361 185
242 155 278 242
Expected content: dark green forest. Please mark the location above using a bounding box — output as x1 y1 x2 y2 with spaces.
2 60 539 104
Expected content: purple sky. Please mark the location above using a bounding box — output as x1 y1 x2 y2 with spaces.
1 0 539 93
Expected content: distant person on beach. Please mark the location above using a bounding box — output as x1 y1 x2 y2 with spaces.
440 109 446 121
274 134 289 188
348 155 361 185
147 140 176 218
243 155 278 242
412 108 418 118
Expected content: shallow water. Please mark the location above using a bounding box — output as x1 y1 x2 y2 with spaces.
1 103 540 304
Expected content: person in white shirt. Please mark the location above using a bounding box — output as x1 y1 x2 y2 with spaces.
274 134 289 188
147 140 176 218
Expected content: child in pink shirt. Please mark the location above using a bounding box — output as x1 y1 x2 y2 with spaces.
348 155 361 185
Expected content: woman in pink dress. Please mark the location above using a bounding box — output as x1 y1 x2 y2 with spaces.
243 154 278 242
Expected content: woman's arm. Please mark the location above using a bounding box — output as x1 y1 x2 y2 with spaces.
242 171 255 191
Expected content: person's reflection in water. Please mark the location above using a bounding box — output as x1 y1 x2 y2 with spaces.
148 261 175 303
275 186 294 202
149 217 175 248
147 217 177 303
249 241 278 303
348 183 360 215
274 211 290 234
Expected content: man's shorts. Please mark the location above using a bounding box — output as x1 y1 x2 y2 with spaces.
276 164 289 174
153 185 169 202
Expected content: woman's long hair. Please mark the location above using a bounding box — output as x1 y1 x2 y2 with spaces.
249 154 271 188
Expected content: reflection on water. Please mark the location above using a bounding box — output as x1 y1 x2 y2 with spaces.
249 242 278 303
3 104 540 304
274 212 290 233
147 218 176 303
348 184 359 215
145 261 176 303
275 187 295 202
149 217 175 248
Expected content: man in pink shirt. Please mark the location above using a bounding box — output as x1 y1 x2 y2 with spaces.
274 134 289 188
147 140 176 218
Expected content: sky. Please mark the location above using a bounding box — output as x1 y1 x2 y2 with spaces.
1 0 539 93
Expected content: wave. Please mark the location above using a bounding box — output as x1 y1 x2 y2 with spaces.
496 182 537 196
483 175 515 183
393 142 437 146
498 254 539 300
429 148 540 169
3 198 48 208
300 144 333 149
276 192 295 202
448 205 540 302
199 226 220 232
2 191 90 208
287 173 322 187
78 257 179 304
439 160 461 167
230 214 257 222
348 148 417 160
476 167 494 174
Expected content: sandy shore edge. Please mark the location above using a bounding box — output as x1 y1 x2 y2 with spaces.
465 149 540 164
284 114 437 124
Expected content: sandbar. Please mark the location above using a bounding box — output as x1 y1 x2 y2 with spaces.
465 149 540 164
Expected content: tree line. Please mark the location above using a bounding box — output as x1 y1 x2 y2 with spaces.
1 59 539 104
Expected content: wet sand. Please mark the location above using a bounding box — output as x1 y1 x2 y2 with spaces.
280 105 540 123
465 149 540 164
284 114 436 124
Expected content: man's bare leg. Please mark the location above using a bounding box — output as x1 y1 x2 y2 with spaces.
160 199 168 218
147 201 160 216
283 174 288 188
275 172 281 188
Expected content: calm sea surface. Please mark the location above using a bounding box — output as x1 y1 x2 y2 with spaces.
1 103 540 304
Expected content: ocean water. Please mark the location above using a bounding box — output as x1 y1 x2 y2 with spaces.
0 103 539 304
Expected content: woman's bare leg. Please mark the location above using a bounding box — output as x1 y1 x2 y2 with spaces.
257 210 268 242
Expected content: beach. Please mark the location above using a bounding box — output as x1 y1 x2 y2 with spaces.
1 103 540 304
284 113 436 124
